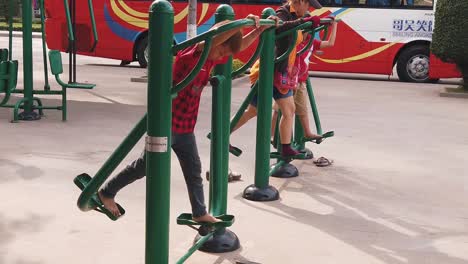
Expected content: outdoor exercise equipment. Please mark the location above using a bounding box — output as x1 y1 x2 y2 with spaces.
269 21 335 178
64 0 98 84
0 0 98 122
73 3 277 263
0 0 18 108
221 20 334 200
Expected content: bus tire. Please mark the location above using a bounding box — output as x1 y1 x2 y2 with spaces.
396 45 438 83
137 36 148 68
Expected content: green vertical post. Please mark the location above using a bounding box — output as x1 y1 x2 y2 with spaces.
305 78 322 135
23 0 33 112
243 8 279 202
293 114 313 159
39 0 50 91
209 4 234 217
145 1 173 264
294 116 305 150
8 0 13 61
200 5 240 253
209 75 227 215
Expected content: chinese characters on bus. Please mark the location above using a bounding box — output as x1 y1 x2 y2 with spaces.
392 19 432 38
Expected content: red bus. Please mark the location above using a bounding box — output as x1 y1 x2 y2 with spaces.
44 0 460 82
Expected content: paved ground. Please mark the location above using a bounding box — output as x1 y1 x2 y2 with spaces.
1 38 468 264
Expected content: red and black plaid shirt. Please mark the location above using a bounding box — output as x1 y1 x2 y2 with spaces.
171 45 227 134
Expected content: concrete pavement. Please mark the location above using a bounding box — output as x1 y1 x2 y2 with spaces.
1 38 468 264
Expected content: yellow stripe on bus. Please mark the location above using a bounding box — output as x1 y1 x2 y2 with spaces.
314 42 398 64
119 0 148 19
111 0 147 28
198 4 209 24
175 6 188 24
309 8 329 17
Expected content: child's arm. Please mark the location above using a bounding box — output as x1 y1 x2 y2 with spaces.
197 14 262 53
238 15 279 52
196 27 241 53
319 21 338 49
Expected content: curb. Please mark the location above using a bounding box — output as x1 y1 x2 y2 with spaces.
130 76 148 83
439 88 468 99
440 91 468 99
0 31 42 39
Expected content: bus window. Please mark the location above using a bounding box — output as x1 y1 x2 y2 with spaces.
366 0 391 6
360 0 432 8
318 0 361 7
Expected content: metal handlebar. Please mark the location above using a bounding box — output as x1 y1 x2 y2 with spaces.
172 18 278 94
173 18 278 53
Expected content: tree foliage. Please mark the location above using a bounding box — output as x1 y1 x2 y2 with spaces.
432 0 468 89
0 0 19 20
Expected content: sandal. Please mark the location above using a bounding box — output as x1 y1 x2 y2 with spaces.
206 169 242 182
313 157 333 167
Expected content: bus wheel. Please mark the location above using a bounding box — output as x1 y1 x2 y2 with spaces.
397 45 437 83
137 36 148 68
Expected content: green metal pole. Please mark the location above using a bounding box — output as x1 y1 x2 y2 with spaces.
145 1 173 264
199 5 239 254
39 0 50 91
22 0 34 114
305 78 322 135
8 0 13 61
209 5 234 217
254 9 275 189
176 232 215 264
243 8 279 201
294 116 305 150
209 74 227 216
77 115 147 211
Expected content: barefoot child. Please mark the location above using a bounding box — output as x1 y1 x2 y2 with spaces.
98 15 276 222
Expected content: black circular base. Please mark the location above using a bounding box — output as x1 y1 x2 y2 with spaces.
18 111 41 121
270 163 299 178
196 228 240 253
300 148 314 160
243 184 279 201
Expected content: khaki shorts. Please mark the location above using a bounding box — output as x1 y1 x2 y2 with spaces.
272 82 308 116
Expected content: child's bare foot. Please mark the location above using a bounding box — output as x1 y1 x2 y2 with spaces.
193 213 221 223
98 191 121 217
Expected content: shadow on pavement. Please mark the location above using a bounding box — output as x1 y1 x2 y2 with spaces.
235 163 468 264
0 213 49 264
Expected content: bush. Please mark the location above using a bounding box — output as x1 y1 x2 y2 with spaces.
432 0 468 90
0 0 20 19
232 59 246 77
0 21 42 32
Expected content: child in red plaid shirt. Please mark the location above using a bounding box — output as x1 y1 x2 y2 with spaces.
98 15 278 223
